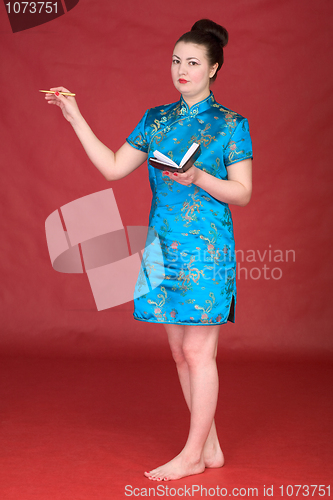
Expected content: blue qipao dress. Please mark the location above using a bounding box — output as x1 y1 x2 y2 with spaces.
126 91 253 325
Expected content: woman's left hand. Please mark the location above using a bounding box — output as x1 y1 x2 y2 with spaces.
163 165 201 186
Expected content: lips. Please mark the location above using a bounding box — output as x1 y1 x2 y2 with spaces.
179 79 188 84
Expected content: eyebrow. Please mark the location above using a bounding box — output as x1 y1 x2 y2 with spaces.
172 54 200 61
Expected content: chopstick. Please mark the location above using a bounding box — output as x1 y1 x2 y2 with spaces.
39 90 76 96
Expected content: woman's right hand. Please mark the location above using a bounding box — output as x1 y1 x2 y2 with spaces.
45 86 81 123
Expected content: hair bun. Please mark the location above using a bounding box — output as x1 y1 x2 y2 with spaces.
191 19 228 48
176 19 228 82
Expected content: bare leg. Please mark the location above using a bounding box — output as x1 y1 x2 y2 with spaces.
144 323 223 481
166 324 224 468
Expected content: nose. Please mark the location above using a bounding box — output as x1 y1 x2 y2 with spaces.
179 62 187 76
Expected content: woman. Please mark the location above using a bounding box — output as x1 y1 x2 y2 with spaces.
46 19 253 481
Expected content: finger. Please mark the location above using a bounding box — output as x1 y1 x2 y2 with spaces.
172 172 189 182
45 96 59 105
50 86 72 93
53 92 68 104
44 92 65 103
44 92 66 102
47 100 61 106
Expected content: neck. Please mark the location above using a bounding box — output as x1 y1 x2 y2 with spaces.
182 89 211 109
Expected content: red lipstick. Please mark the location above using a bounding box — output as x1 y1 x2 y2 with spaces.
179 79 188 84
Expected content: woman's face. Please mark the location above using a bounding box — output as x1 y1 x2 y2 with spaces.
171 41 218 102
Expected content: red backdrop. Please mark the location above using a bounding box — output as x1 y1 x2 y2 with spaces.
0 0 332 359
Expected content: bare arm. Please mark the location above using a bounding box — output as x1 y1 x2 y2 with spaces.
45 86 148 180
165 158 252 206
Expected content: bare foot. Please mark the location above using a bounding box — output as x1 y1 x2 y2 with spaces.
203 442 224 468
144 453 205 481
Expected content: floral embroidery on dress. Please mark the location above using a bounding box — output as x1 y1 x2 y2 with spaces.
178 106 187 116
160 219 172 239
170 240 180 250
173 138 182 145
147 286 169 322
151 119 162 134
194 292 217 323
180 187 202 226
227 140 245 163
166 240 180 262
191 123 217 149
157 219 174 256
221 109 238 134
172 256 206 296
203 157 220 177
162 173 174 192
170 309 178 320
135 248 159 295
130 133 146 149
200 223 222 264
219 270 235 318
135 266 148 295
153 129 168 146
222 269 235 298
217 208 233 236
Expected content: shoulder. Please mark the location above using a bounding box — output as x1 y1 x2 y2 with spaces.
146 100 182 121
140 100 183 134
210 99 247 125
148 99 180 114
207 98 251 140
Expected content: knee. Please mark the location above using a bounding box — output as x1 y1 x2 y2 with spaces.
182 345 201 367
182 343 216 369
169 345 187 367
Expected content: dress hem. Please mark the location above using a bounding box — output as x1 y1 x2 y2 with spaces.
133 315 231 326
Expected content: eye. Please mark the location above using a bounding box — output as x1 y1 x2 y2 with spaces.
172 59 180 64
189 61 199 66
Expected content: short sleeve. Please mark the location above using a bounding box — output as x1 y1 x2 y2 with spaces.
126 109 149 153
224 118 253 166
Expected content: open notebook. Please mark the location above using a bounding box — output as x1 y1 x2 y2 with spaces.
149 143 201 173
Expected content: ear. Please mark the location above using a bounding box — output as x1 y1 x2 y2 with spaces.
209 62 219 79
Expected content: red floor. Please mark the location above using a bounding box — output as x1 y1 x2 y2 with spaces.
0 356 331 499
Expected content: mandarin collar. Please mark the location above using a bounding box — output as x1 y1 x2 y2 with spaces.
179 91 215 116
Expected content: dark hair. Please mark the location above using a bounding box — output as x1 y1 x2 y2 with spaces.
176 19 228 82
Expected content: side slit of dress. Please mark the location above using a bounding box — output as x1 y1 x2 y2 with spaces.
227 295 236 323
